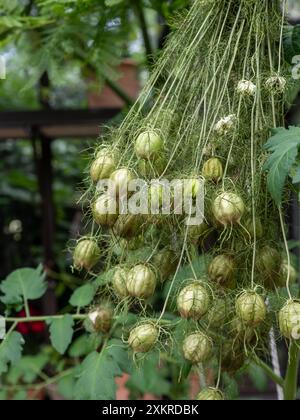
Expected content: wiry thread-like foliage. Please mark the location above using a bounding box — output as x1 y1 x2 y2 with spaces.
74 0 298 396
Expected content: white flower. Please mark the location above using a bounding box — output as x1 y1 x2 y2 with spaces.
88 310 99 324
214 114 236 135
237 80 256 96
265 75 287 93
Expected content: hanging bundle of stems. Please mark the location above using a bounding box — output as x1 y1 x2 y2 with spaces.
73 0 299 400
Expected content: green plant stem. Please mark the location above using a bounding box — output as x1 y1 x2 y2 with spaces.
284 341 300 401
5 314 87 323
253 356 285 388
1 368 74 393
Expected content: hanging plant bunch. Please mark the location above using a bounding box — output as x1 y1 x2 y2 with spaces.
73 0 299 400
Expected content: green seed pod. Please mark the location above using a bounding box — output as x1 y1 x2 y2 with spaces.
182 332 213 364
152 248 178 283
88 303 114 333
197 388 225 401
244 217 263 239
110 168 135 197
128 323 159 353
256 246 282 288
138 157 167 178
73 239 100 271
126 264 157 299
212 192 245 227
207 298 229 328
279 300 300 340
135 131 164 160
278 261 297 288
177 283 210 321
113 214 145 239
236 291 267 328
208 255 236 288
202 158 223 182
112 267 129 298
92 194 118 227
90 154 116 182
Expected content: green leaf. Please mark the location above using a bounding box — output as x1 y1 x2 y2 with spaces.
74 339 131 400
263 127 300 204
69 284 96 308
0 265 47 306
105 0 125 6
127 353 171 396
69 334 102 358
248 363 268 392
0 332 25 375
47 315 74 355
6 354 49 385
57 372 76 400
283 25 300 64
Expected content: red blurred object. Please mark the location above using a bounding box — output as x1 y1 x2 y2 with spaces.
16 306 45 335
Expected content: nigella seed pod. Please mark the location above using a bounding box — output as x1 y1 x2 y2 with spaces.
152 248 178 283
256 245 282 288
109 168 136 197
73 239 100 271
88 303 114 333
90 150 116 182
177 283 210 320
113 214 146 239
92 194 118 227
214 114 236 135
279 300 300 340
135 131 164 160
236 291 267 328
182 332 213 364
208 255 236 289
126 264 157 299
244 217 263 239
278 261 297 287
236 80 256 96
265 75 287 94
197 388 225 401
202 158 223 182
128 323 159 353
112 267 129 298
207 298 229 328
212 192 245 227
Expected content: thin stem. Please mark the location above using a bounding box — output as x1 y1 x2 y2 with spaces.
279 206 292 300
284 341 300 400
253 356 285 388
5 315 87 323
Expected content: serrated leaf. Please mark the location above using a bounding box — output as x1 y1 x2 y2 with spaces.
74 339 131 400
69 334 102 358
0 265 47 306
126 353 171 396
248 363 268 392
47 315 74 355
263 126 300 204
69 284 96 308
0 332 24 375
57 372 75 400
7 354 49 385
